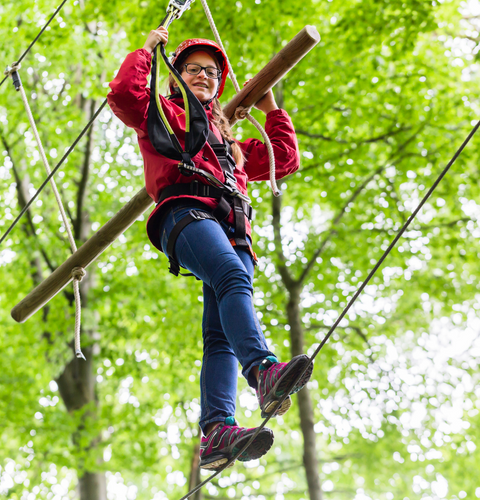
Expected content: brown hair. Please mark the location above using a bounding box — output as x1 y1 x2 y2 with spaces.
167 73 244 168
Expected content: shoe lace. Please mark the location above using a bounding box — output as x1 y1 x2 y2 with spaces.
265 362 285 386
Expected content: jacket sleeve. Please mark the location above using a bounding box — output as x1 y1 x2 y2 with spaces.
239 109 300 182
107 48 153 139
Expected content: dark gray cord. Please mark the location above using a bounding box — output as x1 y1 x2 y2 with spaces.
0 100 107 246
1 0 69 88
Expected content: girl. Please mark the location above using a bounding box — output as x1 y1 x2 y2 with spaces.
108 26 313 470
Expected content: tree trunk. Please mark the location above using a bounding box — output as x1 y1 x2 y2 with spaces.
78 472 107 500
287 293 323 500
54 95 105 500
188 440 203 500
271 192 322 500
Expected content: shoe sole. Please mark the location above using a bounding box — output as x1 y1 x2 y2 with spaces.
200 428 274 470
200 458 235 470
260 354 313 418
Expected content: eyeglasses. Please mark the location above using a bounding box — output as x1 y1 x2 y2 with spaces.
183 63 222 80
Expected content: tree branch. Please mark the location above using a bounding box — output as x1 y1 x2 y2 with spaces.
296 126 410 145
271 193 296 290
74 99 96 241
358 217 475 236
1 133 55 272
297 125 427 285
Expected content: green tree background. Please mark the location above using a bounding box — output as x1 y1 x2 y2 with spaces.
1 0 480 498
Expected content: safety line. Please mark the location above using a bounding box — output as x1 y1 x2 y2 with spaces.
199 0 280 196
0 99 107 246
179 120 480 500
0 0 69 88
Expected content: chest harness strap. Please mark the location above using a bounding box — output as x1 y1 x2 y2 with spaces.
161 131 255 277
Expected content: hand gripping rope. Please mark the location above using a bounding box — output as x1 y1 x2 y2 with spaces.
178 122 480 500
3 63 87 360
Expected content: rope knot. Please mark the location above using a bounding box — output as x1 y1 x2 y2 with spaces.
71 266 86 282
4 62 21 77
234 106 250 121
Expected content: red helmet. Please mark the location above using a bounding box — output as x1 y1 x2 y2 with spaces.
170 38 229 98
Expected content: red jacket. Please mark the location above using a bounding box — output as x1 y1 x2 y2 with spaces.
107 48 300 250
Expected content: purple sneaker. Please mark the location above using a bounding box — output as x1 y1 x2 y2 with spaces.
200 417 274 470
257 355 313 418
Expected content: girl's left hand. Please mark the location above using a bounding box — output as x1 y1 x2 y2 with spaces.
243 79 279 115
143 27 169 54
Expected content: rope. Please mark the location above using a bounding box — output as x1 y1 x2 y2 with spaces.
199 0 281 196
179 119 480 500
0 0 69 88
8 67 86 360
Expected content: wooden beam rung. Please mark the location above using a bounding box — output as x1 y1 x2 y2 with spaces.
224 25 320 125
11 188 153 323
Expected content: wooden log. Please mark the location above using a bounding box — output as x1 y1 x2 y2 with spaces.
11 25 320 323
224 25 320 126
11 188 153 323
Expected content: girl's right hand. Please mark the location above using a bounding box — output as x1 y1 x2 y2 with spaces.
143 27 169 54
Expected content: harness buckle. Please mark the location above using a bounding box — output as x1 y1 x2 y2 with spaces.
178 161 196 177
224 171 237 189
189 209 209 221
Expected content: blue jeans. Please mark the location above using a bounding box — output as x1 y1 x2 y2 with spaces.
158 203 274 434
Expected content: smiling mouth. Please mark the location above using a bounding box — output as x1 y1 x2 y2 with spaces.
194 83 209 89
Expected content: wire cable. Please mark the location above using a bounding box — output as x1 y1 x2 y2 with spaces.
0 99 107 246
0 0 69 88
178 120 480 500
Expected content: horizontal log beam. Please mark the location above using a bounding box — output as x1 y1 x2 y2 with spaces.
11 188 153 323
225 25 320 126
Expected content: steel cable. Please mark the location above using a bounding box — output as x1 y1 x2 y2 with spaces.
0 99 107 246
0 0 69 88
178 120 480 500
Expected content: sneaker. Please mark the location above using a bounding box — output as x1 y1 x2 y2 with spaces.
199 417 274 470
257 354 313 418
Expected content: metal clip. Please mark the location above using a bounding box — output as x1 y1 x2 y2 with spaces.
189 209 207 221
224 171 237 189
4 63 22 91
166 0 195 20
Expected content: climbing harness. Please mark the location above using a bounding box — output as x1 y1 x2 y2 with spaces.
3 63 86 360
158 130 255 277
147 29 257 277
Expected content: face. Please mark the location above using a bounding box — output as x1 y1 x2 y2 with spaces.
180 51 219 102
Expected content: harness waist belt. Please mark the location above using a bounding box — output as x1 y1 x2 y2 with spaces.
157 181 253 221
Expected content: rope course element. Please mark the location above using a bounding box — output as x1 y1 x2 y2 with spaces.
178 121 480 500
199 0 281 196
4 3 478 498
0 0 69 88
4 65 87 359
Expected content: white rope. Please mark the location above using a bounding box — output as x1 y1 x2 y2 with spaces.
8 66 86 360
199 0 281 196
